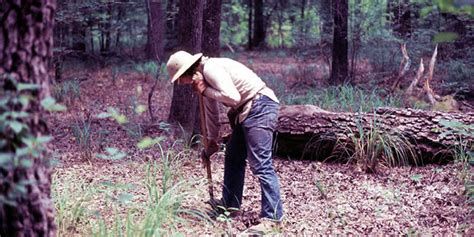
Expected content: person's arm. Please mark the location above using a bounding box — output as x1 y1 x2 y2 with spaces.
202 64 241 107
203 95 220 144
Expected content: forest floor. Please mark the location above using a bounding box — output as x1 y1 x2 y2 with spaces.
49 51 472 235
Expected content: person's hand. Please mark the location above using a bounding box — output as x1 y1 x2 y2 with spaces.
192 72 207 94
192 71 204 81
205 139 219 157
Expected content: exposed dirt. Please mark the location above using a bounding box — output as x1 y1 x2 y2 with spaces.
50 54 472 235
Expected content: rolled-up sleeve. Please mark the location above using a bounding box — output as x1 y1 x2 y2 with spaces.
203 96 220 142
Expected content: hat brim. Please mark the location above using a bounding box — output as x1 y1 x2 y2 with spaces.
170 53 203 83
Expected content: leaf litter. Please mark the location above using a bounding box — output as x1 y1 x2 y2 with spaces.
49 57 472 235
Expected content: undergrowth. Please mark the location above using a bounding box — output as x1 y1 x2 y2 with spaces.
295 85 402 112
53 142 210 237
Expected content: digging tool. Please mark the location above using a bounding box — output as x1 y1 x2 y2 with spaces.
198 93 216 204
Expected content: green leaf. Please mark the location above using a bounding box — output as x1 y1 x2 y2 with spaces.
20 159 33 168
9 121 25 134
10 111 29 119
433 32 459 43
107 107 128 124
0 97 9 109
135 105 147 114
17 83 40 91
15 147 30 157
420 6 433 17
14 184 27 195
137 137 154 149
0 195 17 207
37 136 53 144
0 139 6 149
411 174 423 183
96 147 127 161
41 97 67 112
118 192 134 204
96 112 111 119
114 114 128 124
0 153 13 165
137 136 165 149
18 95 30 107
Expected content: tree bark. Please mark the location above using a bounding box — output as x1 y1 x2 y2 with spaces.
330 0 349 84
202 0 222 57
253 0 265 48
274 105 474 162
146 0 165 60
165 0 177 50
0 0 57 236
247 0 253 50
169 0 204 135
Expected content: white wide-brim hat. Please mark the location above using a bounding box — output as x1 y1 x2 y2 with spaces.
166 51 203 83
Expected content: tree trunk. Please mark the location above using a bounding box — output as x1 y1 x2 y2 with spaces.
247 0 253 50
0 0 57 236
387 0 411 38
169 0 204 136
330 0 349 85
115 0 128 49
165 0 177 49
104 2 113 53
301 0 305 19
317 0 333 38
274 105 473 162
146 0 165 60
202 0 222 57
71 20 86 52
253 0 265 48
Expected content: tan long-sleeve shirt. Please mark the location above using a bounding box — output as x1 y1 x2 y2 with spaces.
199 56 279 142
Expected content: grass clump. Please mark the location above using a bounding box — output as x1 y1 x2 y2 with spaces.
338 115 417 173
71 113 93 160
53 174 95 235
52 79 81 105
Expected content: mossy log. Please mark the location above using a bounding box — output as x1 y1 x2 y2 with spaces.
274 105 473 162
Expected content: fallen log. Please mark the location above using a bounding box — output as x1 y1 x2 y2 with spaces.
275 105 473 163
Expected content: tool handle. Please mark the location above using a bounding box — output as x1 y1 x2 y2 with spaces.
198 93 214 201
201 150 214 200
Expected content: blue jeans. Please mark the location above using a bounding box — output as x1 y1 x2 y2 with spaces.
222 95 284 221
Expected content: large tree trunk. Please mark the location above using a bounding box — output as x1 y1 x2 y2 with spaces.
165 0 177 50
146 0 165 60
275 105 473 162
253 0 265 48
330 0 349 84
0 0 57 236
202 0 222 57
168 0 204 136
247 0 253 50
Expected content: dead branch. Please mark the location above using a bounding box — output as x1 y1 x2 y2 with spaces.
391 43 411 91
424 45 439 105
406 58 424 96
